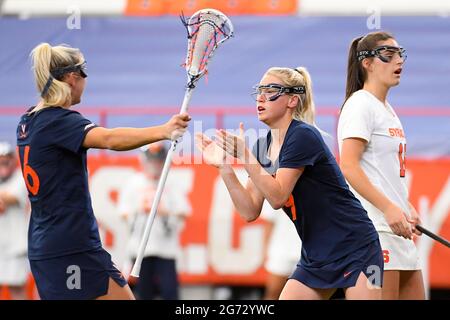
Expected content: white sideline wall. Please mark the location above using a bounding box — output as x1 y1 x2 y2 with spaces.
300 0 450 16
2 0 450 16
1 0 126 16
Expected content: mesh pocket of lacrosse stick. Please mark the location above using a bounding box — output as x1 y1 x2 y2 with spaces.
181 9 234 87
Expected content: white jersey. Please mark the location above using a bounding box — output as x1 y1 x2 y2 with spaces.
261 201 301 276
338 89 409 233
117 171 191 260
0 169 29 258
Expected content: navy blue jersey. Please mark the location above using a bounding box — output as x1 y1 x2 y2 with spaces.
16 106 101 260
253 120 378 268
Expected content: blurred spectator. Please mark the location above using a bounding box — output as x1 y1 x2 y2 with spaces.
0 142 30 300
261 202 301 300
118 142 190 300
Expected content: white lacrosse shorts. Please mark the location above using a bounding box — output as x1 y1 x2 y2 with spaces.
0 256 29 286
378 231 421 271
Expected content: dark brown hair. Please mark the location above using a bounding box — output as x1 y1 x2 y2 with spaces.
343 31 394 107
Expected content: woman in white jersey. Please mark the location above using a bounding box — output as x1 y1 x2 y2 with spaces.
261 202 301 300
118 143 190 299
0 142 29 300
338 31 425 299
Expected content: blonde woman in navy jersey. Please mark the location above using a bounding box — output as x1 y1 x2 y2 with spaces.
196 66 383 299
16 43 190 300
338 31 425 300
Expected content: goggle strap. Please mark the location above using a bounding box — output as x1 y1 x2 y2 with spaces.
357 46 405 62
357 50 376 61
255 84 306 95
41 75 54 98
284 86 306 95
50 62 87 80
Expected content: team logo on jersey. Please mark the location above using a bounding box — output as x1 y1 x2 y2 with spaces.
19 124 27 139
388 128 405 138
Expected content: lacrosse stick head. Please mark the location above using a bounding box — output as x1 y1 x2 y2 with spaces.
181 8 234 87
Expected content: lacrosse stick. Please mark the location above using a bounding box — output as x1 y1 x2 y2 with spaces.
131 8 234 277
416 225 450 248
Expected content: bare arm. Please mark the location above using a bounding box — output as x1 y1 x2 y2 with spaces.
219 164 265 222
242 149 304 209
83 113 190 150
340 137 413 239
196 131 301 222
339 138 392 212
195 133 264 222
215 126 304 210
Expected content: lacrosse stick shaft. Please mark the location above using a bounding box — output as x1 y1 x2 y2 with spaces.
131 87 194 277
416 225 450 248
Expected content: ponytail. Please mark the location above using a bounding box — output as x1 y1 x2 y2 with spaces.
292 67 315 125
30 43 83 107
344 36 364 106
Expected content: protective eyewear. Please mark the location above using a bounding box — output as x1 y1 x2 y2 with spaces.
357 46 407 63
251 83 305 102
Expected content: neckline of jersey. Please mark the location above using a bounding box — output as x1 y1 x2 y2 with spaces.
360 89 397 118
26 105 65 117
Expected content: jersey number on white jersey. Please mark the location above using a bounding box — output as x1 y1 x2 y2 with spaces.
398 143 406 178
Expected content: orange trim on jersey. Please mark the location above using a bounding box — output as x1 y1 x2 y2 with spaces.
284 194 297 221
398 143 406 178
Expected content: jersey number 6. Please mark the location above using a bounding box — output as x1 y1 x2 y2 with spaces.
18 146 40 195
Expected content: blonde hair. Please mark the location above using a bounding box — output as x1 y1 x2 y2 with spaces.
264 66 316 126
30 43 84 107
